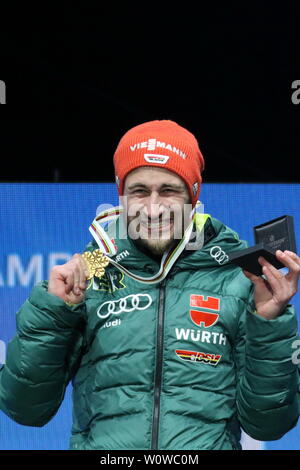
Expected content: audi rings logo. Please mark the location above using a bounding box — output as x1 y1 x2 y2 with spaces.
97 293 153 319
210 246 229 265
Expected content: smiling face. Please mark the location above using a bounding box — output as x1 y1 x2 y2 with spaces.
123 166 192 256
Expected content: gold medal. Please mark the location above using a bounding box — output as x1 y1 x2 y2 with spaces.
81 249 110 280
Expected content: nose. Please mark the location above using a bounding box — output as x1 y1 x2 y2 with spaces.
144 191 164 220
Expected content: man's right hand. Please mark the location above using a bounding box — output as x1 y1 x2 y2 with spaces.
48 254 90 304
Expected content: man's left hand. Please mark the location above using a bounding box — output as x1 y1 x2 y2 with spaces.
243 250 300 320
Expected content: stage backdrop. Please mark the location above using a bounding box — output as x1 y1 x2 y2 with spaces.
0 183 299 451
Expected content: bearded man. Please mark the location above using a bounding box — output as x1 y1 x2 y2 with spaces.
0 120 299 450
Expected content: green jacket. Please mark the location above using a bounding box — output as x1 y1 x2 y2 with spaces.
0 215 299 450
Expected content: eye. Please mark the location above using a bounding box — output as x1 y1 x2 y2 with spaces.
161 188 176 194
132 189 148 195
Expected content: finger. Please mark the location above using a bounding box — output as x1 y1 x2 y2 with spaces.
64 269 75 294
72 254 87 293
51 265 75 295
75 254 90 282
242 269 266 285
72 264 82 295
258 256 284 281
78 256 89 288
261 264 282 290
261 253 300 301
276 250 300 277
257 257 285 295
283 250 300 266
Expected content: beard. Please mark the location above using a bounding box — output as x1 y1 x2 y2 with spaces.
133 236 176 257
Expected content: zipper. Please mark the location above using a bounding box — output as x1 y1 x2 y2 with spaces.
151 278 167 450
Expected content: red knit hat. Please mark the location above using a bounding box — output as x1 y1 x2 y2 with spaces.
113 120 205 207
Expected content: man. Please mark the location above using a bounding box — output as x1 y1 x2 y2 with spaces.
0 120 299 450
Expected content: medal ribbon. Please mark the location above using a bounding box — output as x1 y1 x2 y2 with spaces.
88 202 206 284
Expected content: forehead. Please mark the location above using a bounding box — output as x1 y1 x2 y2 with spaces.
124 166 186 188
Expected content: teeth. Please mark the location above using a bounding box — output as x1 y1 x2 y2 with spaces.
143 224 171 230
140 220 174 230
